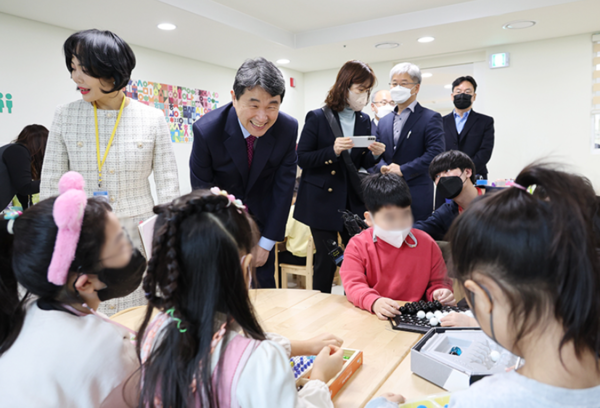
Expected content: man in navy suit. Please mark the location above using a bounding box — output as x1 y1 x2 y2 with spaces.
376 63 445 221
190 57 297 288
443 76 495 180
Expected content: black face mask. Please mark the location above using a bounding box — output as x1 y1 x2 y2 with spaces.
96 248 146 301
437 176 465 200
453 93 472 110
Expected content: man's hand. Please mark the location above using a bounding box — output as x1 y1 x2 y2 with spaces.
381 163 402 176
253 246 270 267
372 297 401 320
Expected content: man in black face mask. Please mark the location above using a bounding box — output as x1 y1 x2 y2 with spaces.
414 150 484 241
442 76 494 181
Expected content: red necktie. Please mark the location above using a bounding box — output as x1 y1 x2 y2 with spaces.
246 136 257 168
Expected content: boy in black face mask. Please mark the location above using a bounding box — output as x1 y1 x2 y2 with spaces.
414 150 484 241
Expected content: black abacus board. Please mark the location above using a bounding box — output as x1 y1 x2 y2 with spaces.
389 306 466 334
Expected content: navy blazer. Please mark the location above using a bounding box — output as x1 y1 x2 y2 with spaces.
294 108 379 232
375 103 445 221
190 103 297 242
443 110 494 177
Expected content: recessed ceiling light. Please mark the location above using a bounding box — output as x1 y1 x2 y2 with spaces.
422 72 433 78
418 36 435 43
157 23 177 31
276 59 290 65
375 42 400 49
444 84 452 89
503 20 536 30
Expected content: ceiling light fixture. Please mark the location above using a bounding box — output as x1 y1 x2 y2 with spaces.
418 36 435 43
375 42 400 49
276 59 291 65
444 84 452 89
503 20 536 30
422 73 433 78
158 23 177 30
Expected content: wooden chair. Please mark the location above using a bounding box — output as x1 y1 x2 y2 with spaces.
277 235 315 290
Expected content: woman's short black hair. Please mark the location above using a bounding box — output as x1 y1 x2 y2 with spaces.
362 173 412 213
429 150 477 184
64 29 136 94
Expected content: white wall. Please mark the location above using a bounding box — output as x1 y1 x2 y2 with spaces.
0 12 306 196
304 34 600 190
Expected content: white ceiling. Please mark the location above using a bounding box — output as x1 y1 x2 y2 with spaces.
0 0 599 73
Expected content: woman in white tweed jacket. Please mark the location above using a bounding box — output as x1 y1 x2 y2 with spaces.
40 29 180 314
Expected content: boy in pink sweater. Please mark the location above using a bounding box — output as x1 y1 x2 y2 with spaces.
340 173 455 320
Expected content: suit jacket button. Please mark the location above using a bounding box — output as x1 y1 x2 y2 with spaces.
328 188 333 193
329 160 333 164
331 170 336 175
325 161 329 165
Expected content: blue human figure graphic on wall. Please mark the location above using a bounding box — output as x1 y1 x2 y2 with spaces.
6 94 12 114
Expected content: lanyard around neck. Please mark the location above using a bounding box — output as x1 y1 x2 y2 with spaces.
94 96 126 188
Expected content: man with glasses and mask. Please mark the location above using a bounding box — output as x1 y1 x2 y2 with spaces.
376 62 445 221
414 150 484 241
443 76 494 180
370 89 394 134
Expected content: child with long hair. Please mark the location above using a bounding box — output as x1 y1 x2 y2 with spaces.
138 189 344 407
368 164 600 407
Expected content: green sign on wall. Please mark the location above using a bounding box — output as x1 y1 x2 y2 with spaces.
0 93 13 114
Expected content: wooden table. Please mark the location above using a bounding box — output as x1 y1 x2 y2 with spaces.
111 289 444 407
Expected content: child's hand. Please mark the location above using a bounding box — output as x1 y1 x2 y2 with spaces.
440 312 478 327
432 289 456 306
379 393 406 404
290 333 344 356
305 333 343 356
311 345 344 383
372 297 401 320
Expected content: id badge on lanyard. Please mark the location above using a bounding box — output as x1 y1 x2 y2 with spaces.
94 95 126 207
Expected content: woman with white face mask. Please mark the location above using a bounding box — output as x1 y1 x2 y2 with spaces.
294 60 386 294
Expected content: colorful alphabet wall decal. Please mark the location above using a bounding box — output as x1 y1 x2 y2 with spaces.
124 79 219 143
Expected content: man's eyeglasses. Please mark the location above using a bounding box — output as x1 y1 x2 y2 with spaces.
373 100 396 106
390 82 418 88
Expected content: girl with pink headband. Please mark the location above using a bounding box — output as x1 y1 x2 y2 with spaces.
0 171 146 407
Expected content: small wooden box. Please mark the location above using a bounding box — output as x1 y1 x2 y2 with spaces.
295 348 363 398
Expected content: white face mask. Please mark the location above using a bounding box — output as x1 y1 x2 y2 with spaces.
372 221 412 248
376 104 394 119
390 85 414 105
348 89 368 112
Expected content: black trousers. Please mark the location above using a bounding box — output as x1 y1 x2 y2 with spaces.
277 250 307 287
310 227 350 293
255 248 276 289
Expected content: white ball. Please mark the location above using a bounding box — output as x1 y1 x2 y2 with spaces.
490 350 500 362
426 312 434 319
416 310 426 319
434 310 443 318
429 317 439 326
442 311 450 317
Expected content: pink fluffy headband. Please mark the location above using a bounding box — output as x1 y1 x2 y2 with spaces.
47 172 87 286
